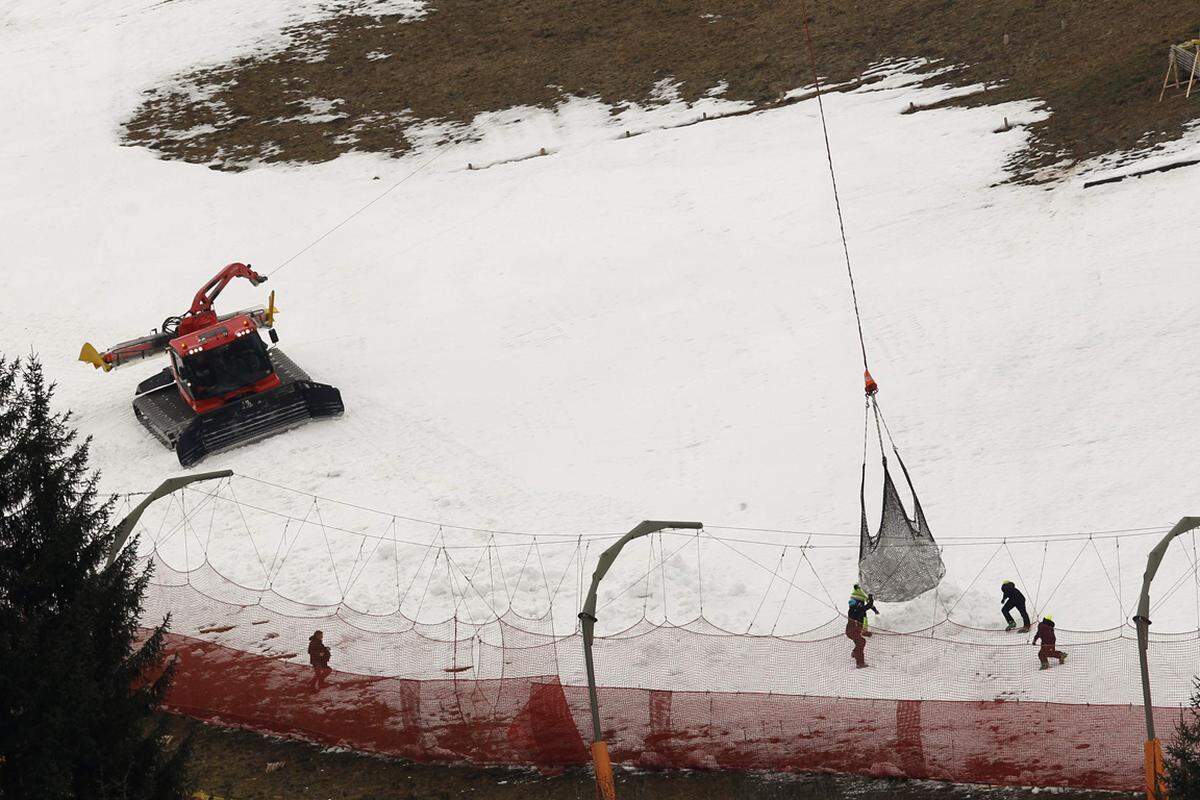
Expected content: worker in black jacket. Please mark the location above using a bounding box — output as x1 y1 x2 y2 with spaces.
845 594 879 668
1001 580 1031 632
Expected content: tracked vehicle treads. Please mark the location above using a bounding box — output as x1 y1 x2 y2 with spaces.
80 262 344 467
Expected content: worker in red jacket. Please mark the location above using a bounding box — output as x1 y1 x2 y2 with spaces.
1031 615 1067 670
308 630 332 688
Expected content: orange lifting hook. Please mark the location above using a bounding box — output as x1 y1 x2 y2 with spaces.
864 369 878 396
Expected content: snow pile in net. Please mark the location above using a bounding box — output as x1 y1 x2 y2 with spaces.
857 455 945 602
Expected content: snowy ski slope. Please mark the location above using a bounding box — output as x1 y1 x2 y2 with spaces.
3 0 1200 648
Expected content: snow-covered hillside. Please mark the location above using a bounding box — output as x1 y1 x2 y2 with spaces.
3 0 1200 645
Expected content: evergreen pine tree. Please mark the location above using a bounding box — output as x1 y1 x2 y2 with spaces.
1163 677 1200 798
0 356 189 799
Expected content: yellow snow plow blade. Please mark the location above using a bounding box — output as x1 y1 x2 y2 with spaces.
79 342 111 372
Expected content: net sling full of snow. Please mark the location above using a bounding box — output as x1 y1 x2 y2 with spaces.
857 453 945 602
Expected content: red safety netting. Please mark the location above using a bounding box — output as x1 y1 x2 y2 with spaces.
141 554 1196 791
155 630 1181 790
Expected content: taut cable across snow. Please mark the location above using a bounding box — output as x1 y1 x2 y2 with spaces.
110 474 1172 547
269 145 453 277
799 2 869 374
795 5 946 600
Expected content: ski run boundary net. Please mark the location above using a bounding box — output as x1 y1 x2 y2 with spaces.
141 555 1198 792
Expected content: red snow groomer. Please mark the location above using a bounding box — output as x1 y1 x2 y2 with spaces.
79 262 343 467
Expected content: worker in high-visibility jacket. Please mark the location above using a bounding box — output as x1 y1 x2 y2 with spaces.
851 584 875 636
846 599 867 668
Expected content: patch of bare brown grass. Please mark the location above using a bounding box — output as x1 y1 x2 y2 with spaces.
122 1 1200 179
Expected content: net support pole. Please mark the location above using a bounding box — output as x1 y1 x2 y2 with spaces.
1134 515 1200 799
578 520 703 800
106 470 234 567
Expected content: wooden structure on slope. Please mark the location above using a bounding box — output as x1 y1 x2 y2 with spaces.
1160 39 1200 101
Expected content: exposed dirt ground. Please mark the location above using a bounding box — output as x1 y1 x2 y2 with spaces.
166 715 1137 800
124 1 1200 179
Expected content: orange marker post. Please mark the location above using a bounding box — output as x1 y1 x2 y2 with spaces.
591 740 616 800
1145 738 1166 799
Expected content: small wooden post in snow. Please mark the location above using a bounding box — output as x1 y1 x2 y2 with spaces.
1186 46 1200 99
1159 48 1177 103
